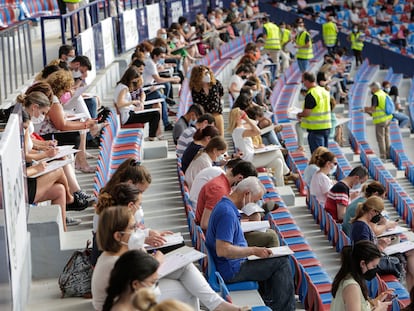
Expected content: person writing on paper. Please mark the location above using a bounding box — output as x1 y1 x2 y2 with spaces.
331 240 392 311
184 136 228 189
309 150 336 206
102 250 194 311
303 146 329 186
197 161 279 248
206 177 296 310
228 107 297 186
114 66 161 141
325 165 369 222
19 91 92 208
350 196 414 289
342 181 397 237
92 205 247 311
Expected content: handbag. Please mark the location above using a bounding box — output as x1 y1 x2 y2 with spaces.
377 254 404 279
58 241 93 298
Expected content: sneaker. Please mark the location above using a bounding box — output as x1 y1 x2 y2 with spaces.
166 98 177 107
66 192 89 211
66 217 81 226
164 123 174 131
75 190 95 205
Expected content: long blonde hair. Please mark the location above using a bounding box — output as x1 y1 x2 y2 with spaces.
351 196 384 223
227 107 242 133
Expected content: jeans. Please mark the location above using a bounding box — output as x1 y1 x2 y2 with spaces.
264 49 281 76
145 90 170 126
262 131 281 147
85 97 98 141
307 128 330 154
228 256 295 311
297 58 309 73
393 112 409 128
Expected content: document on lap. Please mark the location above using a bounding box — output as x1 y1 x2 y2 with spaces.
247 246 293 260
144 232 184 251
254 145 282 154
29 158 74 178
157 246 205 278
240 221 270 233
383 241 414 255
44 145 80 162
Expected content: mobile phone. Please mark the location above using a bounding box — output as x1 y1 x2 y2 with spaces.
388 294 398 301
395 218 399 222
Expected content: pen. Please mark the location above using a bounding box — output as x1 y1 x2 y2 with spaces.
52 134 55 142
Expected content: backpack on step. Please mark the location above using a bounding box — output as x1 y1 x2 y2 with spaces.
385 95 395 115
58 241 93 298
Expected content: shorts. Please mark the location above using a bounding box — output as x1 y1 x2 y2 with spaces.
27 177 37 204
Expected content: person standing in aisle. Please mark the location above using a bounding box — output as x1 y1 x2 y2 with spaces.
262 16 281 77
297 72 331 154
322 15 338 54
295 20 314 72
279 22 291 74
348 26 364 67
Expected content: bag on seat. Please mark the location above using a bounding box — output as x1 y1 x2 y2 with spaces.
58 241 93 298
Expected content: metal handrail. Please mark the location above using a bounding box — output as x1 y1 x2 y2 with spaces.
40 0 108 66
0 20 33 107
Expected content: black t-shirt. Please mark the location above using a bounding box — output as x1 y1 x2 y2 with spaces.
304 92 317 109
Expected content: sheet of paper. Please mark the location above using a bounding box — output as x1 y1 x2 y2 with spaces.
383 241 414 255
29 158 74 178
144 233 184 251
133 108 160 115
287 106 302 120
377 226 409 238
247 245 293 260
157 246 205 278
241 221 270 233
260 125 274 135
285 41 297 55
144 98 164 106
254 145 281 154
43 145 79 162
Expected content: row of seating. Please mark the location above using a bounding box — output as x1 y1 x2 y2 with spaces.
93 109 143 197
346 62 411 307
0 0 59 28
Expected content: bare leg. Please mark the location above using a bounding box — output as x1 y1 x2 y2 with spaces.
66 3 80 35
63 164 81 194
75 131 94 172
213 113 224 137
405 250 414 291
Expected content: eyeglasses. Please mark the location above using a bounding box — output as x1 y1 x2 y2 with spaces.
130 159 141 166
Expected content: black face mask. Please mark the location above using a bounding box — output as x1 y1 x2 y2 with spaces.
241 75 247 79
370 214 382 224
363 267 378 281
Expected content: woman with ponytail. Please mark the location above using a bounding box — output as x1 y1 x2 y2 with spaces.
309 150 337 205
331 240 391 311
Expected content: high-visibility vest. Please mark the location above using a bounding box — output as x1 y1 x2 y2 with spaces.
263 22 281 50
322 21 337 46
301 86 332 130
280 28 291 46
296 31 313 60
372 89 393 124
350 32 364 51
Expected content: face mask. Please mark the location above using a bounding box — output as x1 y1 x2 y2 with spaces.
134 207 144 224
210 17 216 23
183 25 190 32
370 213 382 224
72 70 82 79
297 26 304 32
252 90 258 97
222 15 227 21
329 164 337 175
150 284 162 301
31 114 45 125
384 87 390 93
145 52 150 58
161 33 167 40
67 56 75 63
363 267 378 281
158 58 165 65
60 92 71 104
172 38 179 44
259 46 264 51
241 3 246 8
28 121 34 135
241 75 247 79
232 7 238 12
216 153 225 162
189 118 197 127
203 74 211 83
353 28 358 33
124 229 146 250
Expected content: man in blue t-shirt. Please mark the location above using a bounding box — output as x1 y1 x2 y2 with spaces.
205 177 295 311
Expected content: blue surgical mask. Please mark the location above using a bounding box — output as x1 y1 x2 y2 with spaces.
189 118 197 127
158 58 165 65
352 182 361 190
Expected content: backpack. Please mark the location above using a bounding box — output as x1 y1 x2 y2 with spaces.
58 241 93 298
385 95 395 115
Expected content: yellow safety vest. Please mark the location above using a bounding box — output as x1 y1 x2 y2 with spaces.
263 22 281 50
350 32 364 51
372 89 393 124
280 28 291 46
301 86 332 130
296 31 314 60
322 21 337 46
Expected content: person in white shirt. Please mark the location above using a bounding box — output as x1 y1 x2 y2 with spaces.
228 65 252 100
309 150 337 205
184 136 227 189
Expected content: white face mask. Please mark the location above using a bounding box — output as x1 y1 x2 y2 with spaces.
31 114 45 125
67 56 75 63
134 207 144 224
203 74 211 83
330 164 337 175
210 17 216 23
123 229 146 250
384 87 390 93
72 70 82 79
297 26 304 32
150 284 162 301
161 33 167 40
